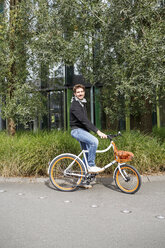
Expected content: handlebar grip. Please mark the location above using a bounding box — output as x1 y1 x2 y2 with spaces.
107 132 122 140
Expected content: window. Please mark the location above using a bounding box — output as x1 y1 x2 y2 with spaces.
49 91 64 130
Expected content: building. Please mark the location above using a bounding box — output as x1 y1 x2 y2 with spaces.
36 64 105 131
0 62 164 132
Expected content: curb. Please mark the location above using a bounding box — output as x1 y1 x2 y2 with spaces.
141 174 165 183
0 177 49 184
0 175 165 184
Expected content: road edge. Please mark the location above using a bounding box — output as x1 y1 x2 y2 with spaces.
0 174 165 184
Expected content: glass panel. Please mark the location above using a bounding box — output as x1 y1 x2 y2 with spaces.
84 88 91 121
49 91 64 130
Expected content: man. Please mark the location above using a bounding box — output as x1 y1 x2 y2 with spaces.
70 84 107 174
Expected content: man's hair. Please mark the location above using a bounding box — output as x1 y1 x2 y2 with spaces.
73 84 85 93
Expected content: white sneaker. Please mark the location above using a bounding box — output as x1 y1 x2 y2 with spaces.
88 166 104 173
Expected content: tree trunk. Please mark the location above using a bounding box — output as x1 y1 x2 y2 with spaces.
156 86 160 128
6 0 20 136
140 100 153 132
125 99 130 132
8 118 16 136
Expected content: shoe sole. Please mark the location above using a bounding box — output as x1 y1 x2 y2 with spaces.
88 169 104 174
79 185 92 189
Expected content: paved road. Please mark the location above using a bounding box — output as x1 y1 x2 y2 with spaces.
0 178 165 248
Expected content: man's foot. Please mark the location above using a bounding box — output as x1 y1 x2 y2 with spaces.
88 166 104 173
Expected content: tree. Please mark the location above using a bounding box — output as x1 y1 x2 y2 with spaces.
0 0 47 135
29 0 165 131
1 0 164 134
0 0 92 135
95 0 165 131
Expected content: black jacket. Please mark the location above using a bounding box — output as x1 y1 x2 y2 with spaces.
70 98 98 133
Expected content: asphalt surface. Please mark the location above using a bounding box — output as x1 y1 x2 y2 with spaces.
0 176 165 248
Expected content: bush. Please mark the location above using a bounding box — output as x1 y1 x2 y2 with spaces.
152 126 165 142
95 130 165 175
0 130 164 177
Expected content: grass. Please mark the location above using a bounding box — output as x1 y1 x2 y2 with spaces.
0 130 164 177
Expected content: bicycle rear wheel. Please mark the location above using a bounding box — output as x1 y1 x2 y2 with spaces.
114 164 141 194
49 154 85 192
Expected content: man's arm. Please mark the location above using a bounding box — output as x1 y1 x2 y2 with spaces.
71 101 107 138
71 101 98 133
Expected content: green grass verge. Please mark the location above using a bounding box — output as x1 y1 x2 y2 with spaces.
0 130 164 177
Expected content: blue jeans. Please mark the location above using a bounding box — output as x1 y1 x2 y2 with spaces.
71 128 98 167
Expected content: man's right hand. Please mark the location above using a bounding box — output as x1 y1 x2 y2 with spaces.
97 130 107 139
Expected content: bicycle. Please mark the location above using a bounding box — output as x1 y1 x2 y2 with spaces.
48 132 141 194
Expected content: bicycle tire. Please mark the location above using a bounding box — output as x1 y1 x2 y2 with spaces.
49 153 85 192
114 164 141 194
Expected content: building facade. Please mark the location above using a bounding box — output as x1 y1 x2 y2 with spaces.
37 64 105 132
0 62 164 132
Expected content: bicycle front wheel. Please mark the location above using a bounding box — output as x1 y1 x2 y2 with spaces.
114 164 141 194
49 154 85 192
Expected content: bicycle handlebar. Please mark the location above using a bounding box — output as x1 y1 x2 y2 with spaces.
107 131 122 140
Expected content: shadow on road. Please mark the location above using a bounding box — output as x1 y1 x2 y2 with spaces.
96 177 121 193
44 177 121 193
44 179 57 191
44 179 87 192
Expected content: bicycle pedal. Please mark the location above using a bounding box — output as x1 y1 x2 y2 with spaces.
81 180 90 185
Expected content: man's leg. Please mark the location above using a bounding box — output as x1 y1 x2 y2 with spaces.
71 128 98 167
79 141 88 168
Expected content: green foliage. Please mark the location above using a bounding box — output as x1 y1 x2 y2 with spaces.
152 126 165 142
0 130 81 176
0 1 47 132
98 0 165 123
1 83 47 127
0 130 164 177
29 0 87 65
0 0 164 133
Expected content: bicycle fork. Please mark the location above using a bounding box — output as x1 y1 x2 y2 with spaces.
113 163 128 181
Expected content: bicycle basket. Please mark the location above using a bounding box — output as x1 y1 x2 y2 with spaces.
112 141 134 163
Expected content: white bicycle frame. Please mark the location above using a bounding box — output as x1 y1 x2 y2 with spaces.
63 140 128 180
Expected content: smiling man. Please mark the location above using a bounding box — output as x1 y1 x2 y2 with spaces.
70 84 107 176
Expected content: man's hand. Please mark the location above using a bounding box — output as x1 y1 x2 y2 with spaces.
97 130 107 139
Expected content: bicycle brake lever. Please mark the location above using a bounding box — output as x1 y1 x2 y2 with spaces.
107 132 122 140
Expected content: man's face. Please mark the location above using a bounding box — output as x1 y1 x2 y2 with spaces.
74 87 85 100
